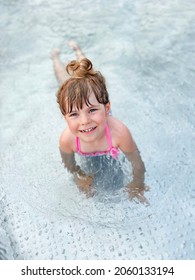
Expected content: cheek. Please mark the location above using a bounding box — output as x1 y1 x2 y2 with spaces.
66 119 78 131
96 114 107 125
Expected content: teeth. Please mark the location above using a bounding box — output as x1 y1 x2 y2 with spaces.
81 127 95 133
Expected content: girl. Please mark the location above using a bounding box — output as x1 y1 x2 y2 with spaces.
51 41 149 204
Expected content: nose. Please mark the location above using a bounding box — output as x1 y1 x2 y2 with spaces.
79 112 90 125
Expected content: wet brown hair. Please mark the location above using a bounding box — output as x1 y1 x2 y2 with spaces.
56 58 110 115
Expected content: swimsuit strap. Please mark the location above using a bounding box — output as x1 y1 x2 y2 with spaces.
106 123 120 159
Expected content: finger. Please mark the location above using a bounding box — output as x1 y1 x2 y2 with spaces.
137 194 150 205
86 188 96 198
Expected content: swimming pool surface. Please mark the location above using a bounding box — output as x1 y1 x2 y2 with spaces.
0 0 195 259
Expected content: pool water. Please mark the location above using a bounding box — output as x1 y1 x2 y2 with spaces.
0 0 195 259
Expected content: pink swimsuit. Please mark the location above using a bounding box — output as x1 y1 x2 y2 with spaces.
76 123 119 159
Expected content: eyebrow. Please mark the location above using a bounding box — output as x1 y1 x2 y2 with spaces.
66 103 99 115
66 110 78 115
87 104 99 108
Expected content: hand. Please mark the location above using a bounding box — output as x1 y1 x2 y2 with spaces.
74 172 95 197
125 182 149 205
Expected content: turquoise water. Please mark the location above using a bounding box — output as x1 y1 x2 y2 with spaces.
0 0 195 259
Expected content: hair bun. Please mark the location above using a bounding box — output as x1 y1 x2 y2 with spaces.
66 58 94 78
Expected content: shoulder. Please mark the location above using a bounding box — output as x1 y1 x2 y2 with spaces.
107 116 137 153
59 127 76 153
107 116 131 138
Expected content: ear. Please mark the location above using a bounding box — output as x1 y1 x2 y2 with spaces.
105 102 111 117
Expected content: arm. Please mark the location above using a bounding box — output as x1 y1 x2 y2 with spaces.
118 124 149 204
125 149 145 185
59 148 80 173
59 148 94 196
124 149 149 204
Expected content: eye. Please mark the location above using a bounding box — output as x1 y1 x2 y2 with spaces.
69 112 78 117
89 108 97 113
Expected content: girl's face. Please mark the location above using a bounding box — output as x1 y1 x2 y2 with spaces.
65 92 110 143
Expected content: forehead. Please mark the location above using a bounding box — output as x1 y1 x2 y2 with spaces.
70 92 100 111
87 92 99 105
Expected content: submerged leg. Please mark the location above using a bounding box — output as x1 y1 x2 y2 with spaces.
51 41 86 85
51 48 68 85
68 40 86 61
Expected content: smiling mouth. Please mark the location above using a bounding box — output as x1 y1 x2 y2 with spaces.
79 126 97 133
